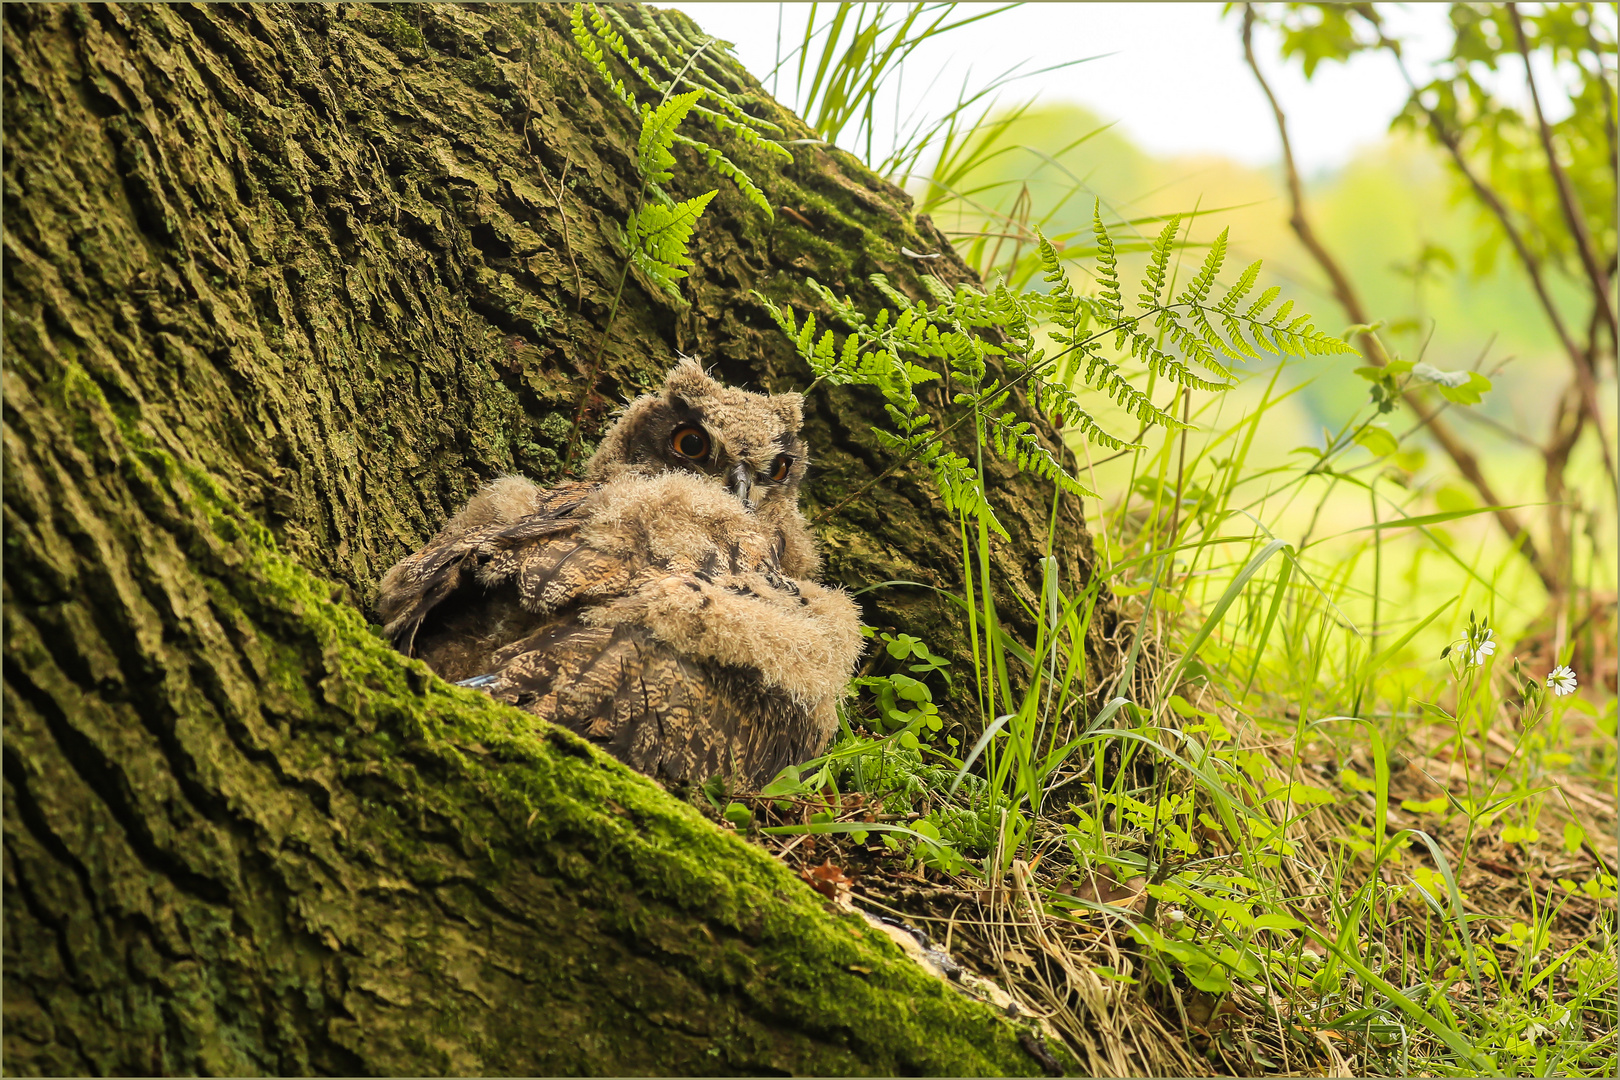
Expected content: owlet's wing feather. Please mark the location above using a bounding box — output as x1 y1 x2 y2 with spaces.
376 477 593 660
375 361 865 786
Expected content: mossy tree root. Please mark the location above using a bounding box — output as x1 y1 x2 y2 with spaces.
4 3 1105 1072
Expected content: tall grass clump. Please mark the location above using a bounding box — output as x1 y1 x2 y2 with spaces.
598 5 1616 1074
744 201 1616 1075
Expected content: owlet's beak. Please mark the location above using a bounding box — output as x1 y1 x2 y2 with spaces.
727 462 758 511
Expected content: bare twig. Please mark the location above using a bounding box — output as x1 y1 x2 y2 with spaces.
1443 396 1540 450
1239 5 1557 595
1507 4 1617 347
1241 9 1374 360
1375 26 1617 489
521 10 584 309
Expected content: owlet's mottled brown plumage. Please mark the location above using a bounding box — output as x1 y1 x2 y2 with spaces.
376 360 864 787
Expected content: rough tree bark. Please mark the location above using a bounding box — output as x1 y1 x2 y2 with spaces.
3 3 1118 1073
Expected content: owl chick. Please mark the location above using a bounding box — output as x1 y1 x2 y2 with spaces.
376 360 863 787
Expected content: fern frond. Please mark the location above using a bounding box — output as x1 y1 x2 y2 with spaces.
590 3 665 97
1220 313 1264 360
1037 380 1139 452
608 6 786 140
697 108 795 162
754 289 796 337
806 278 869 330
1138 214 1182 312
640 91 705 186
1282 320 1358 357
672 133 771 216
1157 311 1235 381
1243 285 1281 323
1091 203 1122 320
988 413 1095 497
1081 349 1186 430
870 274 926 314
1186 304 1250 363
919 275 956 304
572 5 638 112
1136 328 1232 392
760 205 1353 542
575 5 780 231
931 448 1009 540
1176 227 1227 307
1037 230 1085 332
1216 259 1262 314
623 189 716 295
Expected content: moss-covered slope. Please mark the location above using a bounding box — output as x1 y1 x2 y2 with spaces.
3 3 1095 1072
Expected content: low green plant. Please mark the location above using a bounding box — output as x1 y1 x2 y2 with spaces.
760 208 1353 538
565 3 788 463
753 203 1614 1071
568 7 1617 1071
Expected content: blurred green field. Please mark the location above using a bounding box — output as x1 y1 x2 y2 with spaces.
914 99 1615 661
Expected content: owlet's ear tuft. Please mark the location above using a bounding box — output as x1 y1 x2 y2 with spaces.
662 357 714 410
770 393 804 432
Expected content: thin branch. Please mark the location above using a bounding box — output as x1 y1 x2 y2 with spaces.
1506 4 1618 347
522 9 583 311
1443 396 1540 450
1376 27 1617 488
563 37 715 473
1239 5 1557 595
1241 8 1375 360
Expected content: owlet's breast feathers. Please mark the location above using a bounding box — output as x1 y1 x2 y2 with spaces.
376 359 863 787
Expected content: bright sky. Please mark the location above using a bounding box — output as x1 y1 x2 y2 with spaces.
673 3 1480 175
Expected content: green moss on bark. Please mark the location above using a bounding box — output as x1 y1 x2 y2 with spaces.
5 351 1051 1071
3 3 1109 1072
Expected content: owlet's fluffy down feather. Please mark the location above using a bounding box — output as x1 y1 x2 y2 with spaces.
376 360 864 787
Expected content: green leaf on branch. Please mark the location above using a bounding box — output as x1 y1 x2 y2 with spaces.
1354 426 1399 457
1412 362 1492 405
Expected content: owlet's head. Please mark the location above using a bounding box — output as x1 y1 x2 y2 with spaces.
586 359 809 516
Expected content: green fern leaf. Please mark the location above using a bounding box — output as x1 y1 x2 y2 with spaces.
933 449 1009 540
624 188 716 295
572 5 638 112
640 90 705 186
988 413 1094 497
1091 203 1123 321
604 6 787 141
673 133 772 217
1216 260 1262 314
590 4 664 96
1177 228 1228 307
1138 215 1182 311
1243 285 1281 322
806 278 869 330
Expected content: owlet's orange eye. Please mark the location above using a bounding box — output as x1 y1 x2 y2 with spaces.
670 425 710 460
769 454 793 483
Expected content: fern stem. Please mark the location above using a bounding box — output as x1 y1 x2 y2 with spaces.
563 261 635 473
563 32 717 473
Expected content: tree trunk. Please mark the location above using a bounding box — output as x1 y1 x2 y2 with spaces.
3 3 1112 1073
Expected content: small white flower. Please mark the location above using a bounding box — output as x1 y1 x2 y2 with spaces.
1547 666 1578 697
1166 908 1186 923
1469 628 1496 667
